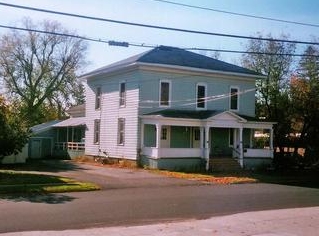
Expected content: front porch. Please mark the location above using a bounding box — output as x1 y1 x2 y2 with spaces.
140 110 275 171
52 117 86 159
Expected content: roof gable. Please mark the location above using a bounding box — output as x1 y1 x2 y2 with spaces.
206 110 247 122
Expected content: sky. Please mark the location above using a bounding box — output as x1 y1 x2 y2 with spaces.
1 0 319 74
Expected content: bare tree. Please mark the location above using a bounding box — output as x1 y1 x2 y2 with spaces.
0 18 87 125
241 33 296 151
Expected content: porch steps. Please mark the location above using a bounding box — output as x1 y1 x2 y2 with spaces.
209 157 242 172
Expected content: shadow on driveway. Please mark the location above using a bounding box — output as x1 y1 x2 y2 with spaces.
0 193 76 204
0 159 87 173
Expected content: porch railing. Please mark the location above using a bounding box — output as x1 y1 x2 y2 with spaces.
232 147 241 159
244 148 274 158
142 147 202 158
55 142 85 151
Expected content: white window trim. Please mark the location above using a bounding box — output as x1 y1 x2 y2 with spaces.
95 86 102 110
93 119 100 144
196 83 207 110
159 80 171 107
229 86 240 111
119 81 126 108
117 118 125 146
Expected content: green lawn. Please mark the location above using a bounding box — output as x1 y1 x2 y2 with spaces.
0 171 100 194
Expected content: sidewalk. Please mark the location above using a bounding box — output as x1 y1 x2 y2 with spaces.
2 207 319 236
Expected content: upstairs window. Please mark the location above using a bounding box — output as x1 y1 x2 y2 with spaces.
230 87 239 110
117 118 125 145
196 83 207 109
94 119 100 144
159 80 171 107
119 82 126 107
95 86 101 110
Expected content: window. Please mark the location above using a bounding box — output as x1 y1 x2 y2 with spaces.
94 119 100 144
95 87 101 109
119 82 126 107
117 118 125 145
230 87 239 110
196 84 207 109
161 127 168 140
194 128 200 141
159 80 170 107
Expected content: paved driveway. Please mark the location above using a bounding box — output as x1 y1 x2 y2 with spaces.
33 160 202 189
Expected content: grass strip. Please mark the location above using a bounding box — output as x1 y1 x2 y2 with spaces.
0 171 100 194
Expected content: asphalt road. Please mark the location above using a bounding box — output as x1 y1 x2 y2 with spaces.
1 162 319 233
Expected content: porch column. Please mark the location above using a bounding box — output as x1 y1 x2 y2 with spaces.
66 127 69 150
239 127 244 167
200 127 204 158
156 123 162 158
232 128 237 158
270 128 274 150
140 123 145 149
233 128 237 149
205 126 210 171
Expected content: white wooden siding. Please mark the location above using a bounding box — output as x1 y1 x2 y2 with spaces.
85 72 140 160
84 82 101 156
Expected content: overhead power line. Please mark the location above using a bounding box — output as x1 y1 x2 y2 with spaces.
151 0 319 28
0 24 156 48
1 24 319 58
0 2 319 46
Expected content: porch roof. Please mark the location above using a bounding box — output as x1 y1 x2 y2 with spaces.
143 109 220 119
143 109 259 121
53 117 86 127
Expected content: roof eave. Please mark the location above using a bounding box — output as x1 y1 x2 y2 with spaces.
137 62 265 79
78 62 139 81
79 61 265 81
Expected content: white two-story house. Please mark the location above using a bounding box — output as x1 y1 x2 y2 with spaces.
80 46 275 171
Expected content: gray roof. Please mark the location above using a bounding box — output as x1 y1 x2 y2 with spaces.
53 117 86 127
81 46 262 78
31 120 61 134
